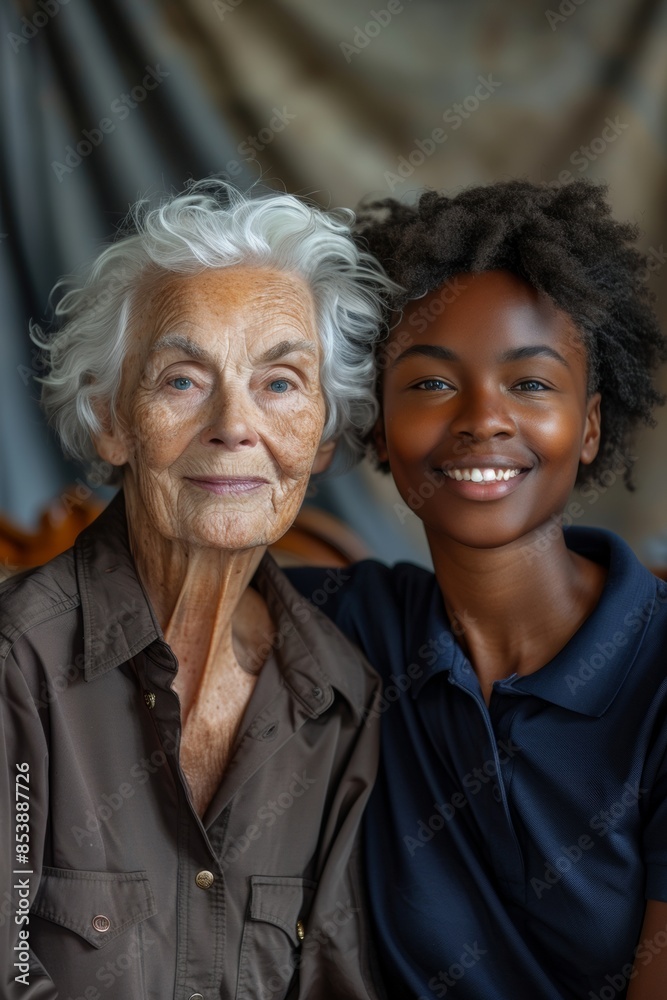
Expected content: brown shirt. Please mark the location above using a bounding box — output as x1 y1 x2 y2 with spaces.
0 492 382 999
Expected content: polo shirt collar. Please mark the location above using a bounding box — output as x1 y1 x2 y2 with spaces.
75 491 366 721
409 527 659 717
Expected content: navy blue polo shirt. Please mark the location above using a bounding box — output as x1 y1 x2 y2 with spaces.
287 528 667 1000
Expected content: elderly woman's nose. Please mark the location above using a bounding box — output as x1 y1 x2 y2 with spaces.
200 387 260 450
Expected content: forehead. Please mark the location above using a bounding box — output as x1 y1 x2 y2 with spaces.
397 269 585 356
138 265 318 351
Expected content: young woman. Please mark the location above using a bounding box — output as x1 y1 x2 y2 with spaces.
288 180 667 1000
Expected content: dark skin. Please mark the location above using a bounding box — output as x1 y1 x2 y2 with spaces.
375 268 666 996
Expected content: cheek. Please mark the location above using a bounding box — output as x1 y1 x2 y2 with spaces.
384 399 439 462
127 399 197 470
268 399 326 474
531 408 586 462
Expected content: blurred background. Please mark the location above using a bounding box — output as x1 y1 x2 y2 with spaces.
1 0 666 571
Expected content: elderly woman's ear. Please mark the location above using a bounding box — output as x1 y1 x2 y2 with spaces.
91 398 130 470
311 437 337 474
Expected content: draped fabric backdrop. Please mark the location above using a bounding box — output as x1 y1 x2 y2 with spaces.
2 0 666 567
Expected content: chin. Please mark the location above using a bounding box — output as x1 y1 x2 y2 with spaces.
424 510 550 552
179 509 280 552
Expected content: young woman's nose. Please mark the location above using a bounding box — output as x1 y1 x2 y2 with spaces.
448 386 517 442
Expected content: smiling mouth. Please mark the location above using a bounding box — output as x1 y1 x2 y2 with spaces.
187 476 270 494
442 467 526 483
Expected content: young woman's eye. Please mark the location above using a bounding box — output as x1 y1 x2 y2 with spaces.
169 377 193 391
268 378 292 393
515 379 550 392
415 378 451 391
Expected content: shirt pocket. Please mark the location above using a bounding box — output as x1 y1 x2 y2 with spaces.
236 875 317 1000
29 867 157 993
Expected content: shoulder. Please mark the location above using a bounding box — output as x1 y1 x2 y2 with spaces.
285 558 436 623
0 549 80 661
284 558 439 677
566 526 667 623
257 555 385 718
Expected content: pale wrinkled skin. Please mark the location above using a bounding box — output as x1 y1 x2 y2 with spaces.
94 267 335 814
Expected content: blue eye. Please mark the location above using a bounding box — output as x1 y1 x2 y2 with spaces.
415 379 451 391
269 379 290 393
516 380 549 392
170 377 193 391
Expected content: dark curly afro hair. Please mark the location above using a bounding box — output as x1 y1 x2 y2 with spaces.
355 179 667 488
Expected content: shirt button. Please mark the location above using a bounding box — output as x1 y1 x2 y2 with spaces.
195 870 215 890
144 691 156 709
92 914 111 933
296 918 305 941
492 784 502 803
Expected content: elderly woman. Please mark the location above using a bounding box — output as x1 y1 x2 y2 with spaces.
0 182 394 1000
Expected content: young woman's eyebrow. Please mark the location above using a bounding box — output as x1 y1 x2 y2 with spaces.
389 344 459 368
499 345 570 367
389 343 570 370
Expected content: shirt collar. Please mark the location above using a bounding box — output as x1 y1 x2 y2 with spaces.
250 553 370 724
75 491 368 721
409 527 661 717
74 490 161 681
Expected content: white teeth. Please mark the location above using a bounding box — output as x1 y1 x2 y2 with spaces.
443 466 523 482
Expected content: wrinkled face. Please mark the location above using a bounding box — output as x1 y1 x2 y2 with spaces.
376 269 601 551
95 266 334 550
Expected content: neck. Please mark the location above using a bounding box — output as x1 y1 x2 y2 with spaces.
426 525 606 703
123 483 267 717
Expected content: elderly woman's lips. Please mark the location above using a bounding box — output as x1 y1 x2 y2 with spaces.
186 477 270 495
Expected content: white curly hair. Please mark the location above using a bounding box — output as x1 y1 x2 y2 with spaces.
33 179 400 480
